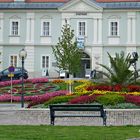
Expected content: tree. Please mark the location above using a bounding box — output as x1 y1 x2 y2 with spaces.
98 51 137 85
52 20 82 76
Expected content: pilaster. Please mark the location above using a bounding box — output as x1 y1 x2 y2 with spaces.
24 46 34 72
0 13 3 43
26 13 35 44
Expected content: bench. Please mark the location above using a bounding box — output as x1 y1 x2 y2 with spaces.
49 104 107 126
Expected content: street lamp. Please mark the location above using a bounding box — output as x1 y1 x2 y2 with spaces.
130 52 139 84
19 48 27 108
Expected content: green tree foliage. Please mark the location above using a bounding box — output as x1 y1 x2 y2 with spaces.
99 51 135 85
52 20 82 75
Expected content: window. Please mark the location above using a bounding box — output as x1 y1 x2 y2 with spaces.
41 56 49 68
78 21 86 36
41 20 51 36
42 22 50 36
10 55 17 67
110 21 118 36
11 21 19 36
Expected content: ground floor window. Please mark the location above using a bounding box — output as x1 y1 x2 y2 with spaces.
10 55 17 67
41 55 49 68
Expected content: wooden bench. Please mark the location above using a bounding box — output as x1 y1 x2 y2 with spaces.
49 104 107 126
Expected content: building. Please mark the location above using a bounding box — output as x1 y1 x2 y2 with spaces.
0 0 140 78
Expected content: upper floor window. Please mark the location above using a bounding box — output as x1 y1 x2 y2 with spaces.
109 20 119 37
78 21 86 36
41 20 51 36
10 19 20 36
12 22 18 35
111 22 118 36
41 55 49 68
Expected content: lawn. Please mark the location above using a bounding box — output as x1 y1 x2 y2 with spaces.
0 125 139 140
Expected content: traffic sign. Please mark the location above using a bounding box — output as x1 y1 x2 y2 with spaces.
77 36 85 49
8 66 15 73
8 73 14 78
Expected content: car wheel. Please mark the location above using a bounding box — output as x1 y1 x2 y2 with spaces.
19 76 23 80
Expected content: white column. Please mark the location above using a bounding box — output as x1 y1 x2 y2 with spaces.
24 46 34 73
127 12 136 44
98 18 102 44
132 18 136 44
0 13 3 43
127 18 131 44
26 13 34 44
126 46 136 70
93 18 98 44
92 47 103 71
0 46 3 71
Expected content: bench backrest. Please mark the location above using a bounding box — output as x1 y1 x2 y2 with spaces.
49 104 104 112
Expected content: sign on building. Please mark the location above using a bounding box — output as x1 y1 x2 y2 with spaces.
77 36 85 49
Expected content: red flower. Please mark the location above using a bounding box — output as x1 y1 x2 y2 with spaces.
127 85 140 92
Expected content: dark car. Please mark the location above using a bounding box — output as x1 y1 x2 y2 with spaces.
0 67 28 81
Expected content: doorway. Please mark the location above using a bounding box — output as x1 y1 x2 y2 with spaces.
76 52 91 78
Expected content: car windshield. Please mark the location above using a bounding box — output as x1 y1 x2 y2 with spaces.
15 68 20 72
3 69 9 74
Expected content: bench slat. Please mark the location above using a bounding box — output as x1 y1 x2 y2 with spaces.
55 114 102 117
51 108 103 111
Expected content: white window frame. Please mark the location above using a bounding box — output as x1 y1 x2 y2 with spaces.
77 21 87 36
10 19 20 36
9 54 18 67
41 19 51 36
109 19 119 37
41 55 50 69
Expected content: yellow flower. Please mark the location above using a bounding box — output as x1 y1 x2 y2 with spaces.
65 80 74 84
52 79 64 83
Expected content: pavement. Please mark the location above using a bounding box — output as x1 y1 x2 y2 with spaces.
0 103 28 109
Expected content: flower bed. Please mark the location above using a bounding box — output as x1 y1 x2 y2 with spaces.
0 78 69 107
0 79 140 108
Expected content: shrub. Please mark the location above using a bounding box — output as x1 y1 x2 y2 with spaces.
27 90 68 108
44 95 76 107
52 79 65 83
104 103 139 109
86 85 113 91
68 94 101 104
113 103 140 109
96 95 125 106
127 85 140 92
124 94 140 106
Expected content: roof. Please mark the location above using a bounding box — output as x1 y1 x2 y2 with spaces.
96 0 140 2
0 0 140 9
26 0 68 2
91 0 140 9
0 2 65 9
0 0 13 2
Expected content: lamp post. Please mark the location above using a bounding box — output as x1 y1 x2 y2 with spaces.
19 48 27 108
130 52 139 84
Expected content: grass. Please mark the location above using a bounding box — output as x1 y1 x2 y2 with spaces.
0 125 139 140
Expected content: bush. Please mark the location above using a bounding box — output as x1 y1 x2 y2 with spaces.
44 95 76 107
127 85 140 92
96 95 125 106
68 94 101 104
124 94 140 106
105 103 140 109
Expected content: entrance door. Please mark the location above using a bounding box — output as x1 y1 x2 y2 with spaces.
76 52 91 78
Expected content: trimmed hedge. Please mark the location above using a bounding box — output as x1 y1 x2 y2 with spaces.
96 94 125 106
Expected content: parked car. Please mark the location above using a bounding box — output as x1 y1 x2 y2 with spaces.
59 70 69 78
0 67 28 81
